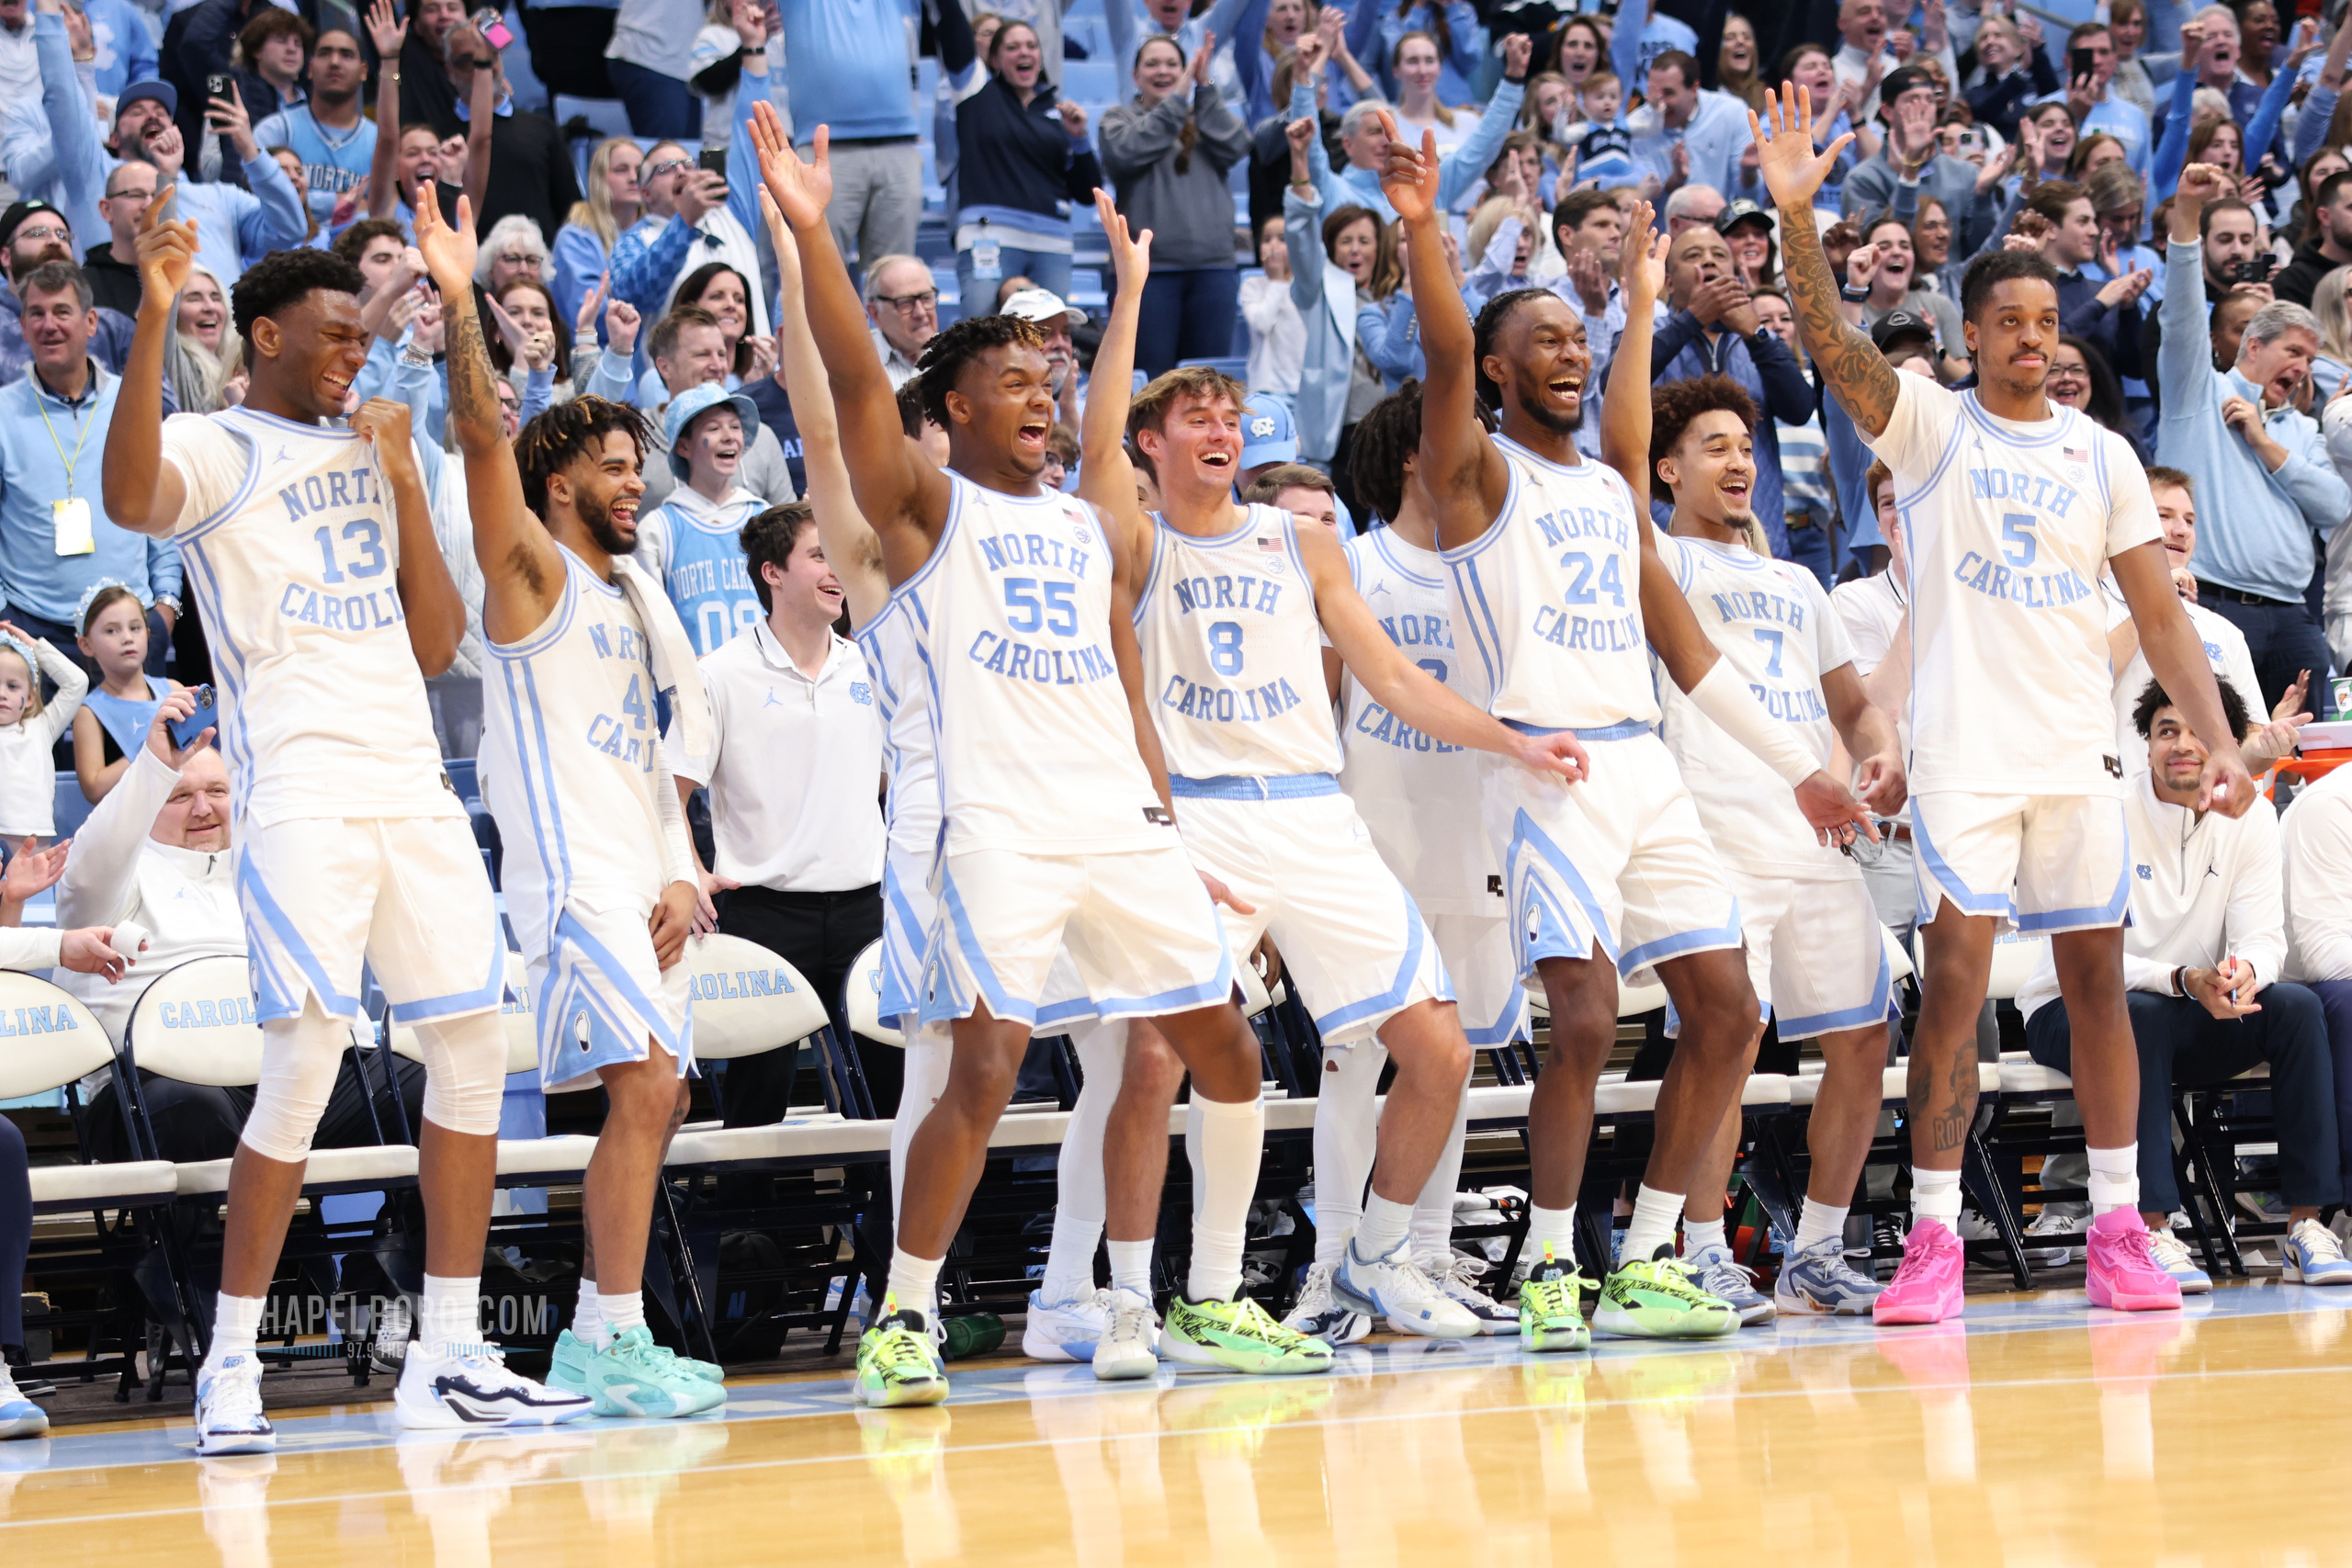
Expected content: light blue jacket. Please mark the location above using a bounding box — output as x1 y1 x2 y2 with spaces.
1297 75 1525 221
0 363 181 624
2157 238 2351 602
1285 183 1365 466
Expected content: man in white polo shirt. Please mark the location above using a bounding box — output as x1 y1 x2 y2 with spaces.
672 500 888 1122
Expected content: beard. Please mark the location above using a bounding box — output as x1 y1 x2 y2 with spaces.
1514 378 1582 435
578 488 638 556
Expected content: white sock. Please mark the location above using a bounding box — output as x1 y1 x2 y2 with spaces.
1310 1044 1385 1267
1044 1021 1121 1303
1353 1192 1413 1260
1107 1238 1154 1300
209 1292 266 1364
1525 1202 1578 1270
1793 1198 1849 1256
1912 1166 1964 1230
887 1249 944 1325
1186 1093 1264 1302
1619 1184 1683 1265
1681 1215 1726 1256
419 1274 481 1357
2086 1144 2141 1216
1041 1211 1104 1304
600 1290 646 1339
573 1280 602 1346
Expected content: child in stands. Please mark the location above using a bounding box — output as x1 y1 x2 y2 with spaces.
0 625 87 841
72 583 178 805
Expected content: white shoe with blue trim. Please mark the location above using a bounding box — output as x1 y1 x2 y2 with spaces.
2146 1228 2212 1295
2282 1218 2352 1286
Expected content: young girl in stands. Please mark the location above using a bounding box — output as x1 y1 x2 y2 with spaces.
73 583 178 806
0 624 86 842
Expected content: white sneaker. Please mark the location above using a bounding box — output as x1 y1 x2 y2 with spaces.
193 1353 273 1456
393 1341 594 1428
1281 1261 1369 1346
1425 1251 1519 1335
1021 1287 1114 1363
1091 1290 1161 1382
2024 1208 2085 1269
1333 1234 1482 1339
2146 1228 2214 1293
0 1364 49 1441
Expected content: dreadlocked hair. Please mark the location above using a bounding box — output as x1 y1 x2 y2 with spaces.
1350 378 1493 523
914 312 1046 428
516 396 656 518
1648 375 1756 477
1472 288 1555 411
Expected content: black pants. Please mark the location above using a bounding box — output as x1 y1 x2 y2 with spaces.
715 883 888 1123
2198 591 2337 718
85 1057 427 1164
2026 985 2342 1213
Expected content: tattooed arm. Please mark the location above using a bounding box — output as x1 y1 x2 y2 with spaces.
1748 86 1904 440
413 184 564 645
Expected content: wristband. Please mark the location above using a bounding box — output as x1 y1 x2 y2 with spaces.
1687 658 1821 786
1841 284 1872 302
2171 964 2188 998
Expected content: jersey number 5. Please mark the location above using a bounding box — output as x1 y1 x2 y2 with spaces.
2000 513 2038 570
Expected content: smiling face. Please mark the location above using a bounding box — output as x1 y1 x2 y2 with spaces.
1753 290 1796 351
2050 197 2101 267
678 406 744 486
763 520 846 626
1331 216 1378 281
1975 17 2020 71
1962 276 2063 400
21 281 94 385
1838 0 1886 54
1866 220 1915 288
993 23 1042 89
417 0 466 48
1488 294 1591 434
1648 60 1698 127
2146 705 2212 796
2046 340 2093 410
2032 104 2076 164
656 321 732 396
1396 35 1442 97
1723 220 1772 277
1136 389 1245 502
1721 15 1757 73
155 750 232 852
2111 2 2146 54
554 429 647 554
176 271 227 351
949 342 1058 479
1658 408 1757 524
498 282 552 340
112 95 171 154
398 125 443 193
1912 200 1951 265
2153 480 2196 567
0 650 30 728
689 269 748 345
1135 37 1184 101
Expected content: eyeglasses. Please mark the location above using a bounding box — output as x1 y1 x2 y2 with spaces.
646 159 691 178
876 288 940 313
2047 363 2090 382
13 223 70 242
496 252 538 266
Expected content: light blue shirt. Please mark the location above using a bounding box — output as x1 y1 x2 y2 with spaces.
0 362 181 624
1629 89 1754 204
2082 94 2153 184
252 104 377 225
776 0 920 142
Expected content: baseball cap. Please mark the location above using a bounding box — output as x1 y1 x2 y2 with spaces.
0 198 66 253
1878 64 1937 107
1238 394 1297 468
1001 287 1086 327
117 79 178 122
1871 308 1938 351
662 383 762 479
1714 198 1772 236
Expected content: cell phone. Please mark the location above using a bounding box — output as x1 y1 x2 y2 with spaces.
697 147 728 176
2069 46 2096 82
207 73 231 100
470 6 513 50
2233 255 2278 283
169 685 218 749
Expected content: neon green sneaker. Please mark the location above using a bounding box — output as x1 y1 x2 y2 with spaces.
1161 1291 1334 1375
1593 1246 1740 1339
855 1305 949 1407
1517 1245 1594 1353
581 1325 729 1417
549 1328 724 1397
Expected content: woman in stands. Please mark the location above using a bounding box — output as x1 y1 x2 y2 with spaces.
487 276 578 421
2047 335 2152 464
1100 33 1252 378
1389 31 1473 156
2309 264 2352 401
953 19 1102 304
1716 13 1766 111
166 264 245 412
1552 15 1606 97
551 137 644 325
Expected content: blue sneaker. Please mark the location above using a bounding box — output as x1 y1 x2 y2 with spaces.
1679 1243 1775 1325
2281 1219 2352 1286
2145 1228 2213 1295
1772 1235 1885 1316
0 1365 46 1440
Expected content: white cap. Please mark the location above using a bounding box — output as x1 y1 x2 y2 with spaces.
1001 287 1086 326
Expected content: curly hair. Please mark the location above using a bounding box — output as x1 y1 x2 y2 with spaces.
230 246 365 353
1471 287 1556 412
913 312 1046 429
1350 379 1425 525
515 396 655 518
1649 375 1756 479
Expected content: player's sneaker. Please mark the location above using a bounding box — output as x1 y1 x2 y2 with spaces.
1022 1287 1114 1362
2083 1209 2182 1312
1333 1234 1482 1339
0 1364 47 1440
1679 1243 1777 1325
1426 1251 1519 1334
854 1307 950 1407
548 1327 723 1399
1091 1290 1161 1381
394 1341 596 1428
1872 1218 1965 1325
574 1326 728 1417
1516 1246 1593 1352
1591 1247 1739 1339
1162 1291 1334 1374
2023 1208 2085 1269
192 1353 273 1455
1281 1261 1369 1346
2282 1218 2352 1284
1773 1235 1884 1315
2145 1228 2213 1295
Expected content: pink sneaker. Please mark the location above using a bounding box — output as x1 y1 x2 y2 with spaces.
1872 1218 1965 1325
2085 1210 2183 1312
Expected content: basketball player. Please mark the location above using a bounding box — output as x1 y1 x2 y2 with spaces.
103 195 591 1449
759 190 1168 1365
1385 130 1874 1345
752 111 1318 1402
1755 90 2255 1319
1617 370 1906 1321
412 187 724 1416
1080 193 1589 1362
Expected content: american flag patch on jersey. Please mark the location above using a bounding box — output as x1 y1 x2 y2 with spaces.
2064 446 2088 462
1256 535 1283 553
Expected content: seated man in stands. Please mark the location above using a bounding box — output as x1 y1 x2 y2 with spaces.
2021 677 2351 1294
57 691 420 1160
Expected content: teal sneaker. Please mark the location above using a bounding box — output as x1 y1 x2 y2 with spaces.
581 1326 729 1417
856 1307 950 1408
549 1327 724 1396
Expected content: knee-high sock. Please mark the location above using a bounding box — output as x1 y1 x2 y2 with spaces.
1310 1043 1386 1268
889 1023 955 1223
1187 1093 1265 1301
1411 1057 1473 1263
1041 1021 1126 1303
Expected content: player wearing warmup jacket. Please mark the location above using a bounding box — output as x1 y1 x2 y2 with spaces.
102 190 592 1451
1622 373 1908 1324
1079 192 1590 1365
758 190 1169 1367
752 110 1316 1407
1756 85 2257 1322
413 186 726 1420
1385 118 1875 1349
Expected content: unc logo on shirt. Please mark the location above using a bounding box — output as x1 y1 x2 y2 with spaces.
850 682 874 706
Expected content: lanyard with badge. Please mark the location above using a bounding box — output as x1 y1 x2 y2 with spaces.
38 379 95 556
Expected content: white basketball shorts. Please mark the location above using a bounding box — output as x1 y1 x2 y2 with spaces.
1430 911 1527 1048
238 816 502 1026
922 842 1231 1029
1725 862 1894 1042
886 840 1097 1035
1170 779 1451 1048
524 900 695 1095
1487 727 1741 988
1911 789 2130 936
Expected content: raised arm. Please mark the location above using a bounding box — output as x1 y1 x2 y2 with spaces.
460 52 494 218
412 184 560 647
1601 199 1667 509
1750 85 1903 440
365 0 405 219
57 695 207 932
1074 189 1159 581
99 195 195 538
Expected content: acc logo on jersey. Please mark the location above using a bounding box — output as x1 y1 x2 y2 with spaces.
1073 524 1092 547
850 682 874 706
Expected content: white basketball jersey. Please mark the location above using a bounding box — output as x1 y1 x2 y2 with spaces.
1656 534 1858 874
480 550 672 921
1442 434 1658 733
1136 504 1341 780
164 407 460 828
1865 378 2159 795
1338 526 1499 916
910 470 1166 856
856 590 943 859
2099 577 2265 777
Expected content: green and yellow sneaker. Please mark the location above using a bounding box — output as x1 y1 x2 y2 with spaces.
1593 1246 1740 1339
582 1325 729 1417
855 1305 949 1408
1161 1291 1334 1375
1517 1245 1594 1353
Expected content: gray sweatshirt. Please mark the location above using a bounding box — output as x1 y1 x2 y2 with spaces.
1098 85 1254 271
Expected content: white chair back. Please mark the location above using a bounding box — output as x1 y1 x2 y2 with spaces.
1985 931 2049 1003
388 953 538 1076
0 971 115 1099
124 956 266 1088
1237 955 1274 1019
684 933 832 1061
1883 922 1915 986
845 940 904 1047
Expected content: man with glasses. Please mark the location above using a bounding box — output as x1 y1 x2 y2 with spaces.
862 254 937 389
435 22 577 244
0 199 141 385
78 163 155 317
